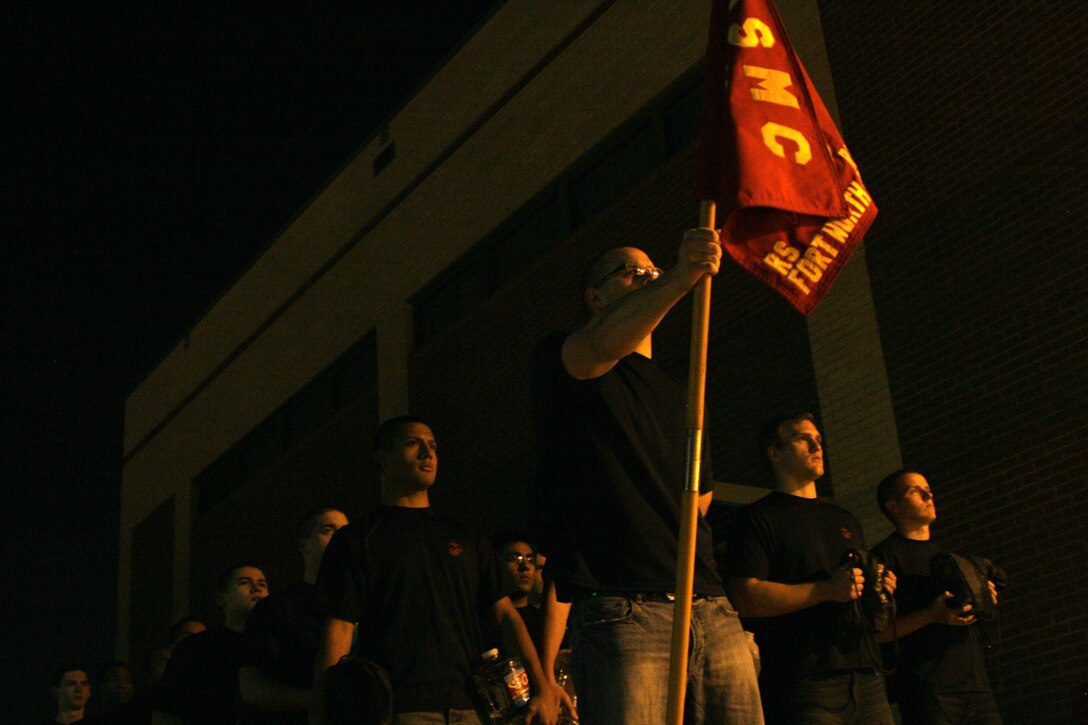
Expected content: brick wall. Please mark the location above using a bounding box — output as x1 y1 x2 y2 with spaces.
819 1 1088 721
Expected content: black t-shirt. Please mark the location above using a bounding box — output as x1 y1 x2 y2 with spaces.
515 604 545 651
726 491 881 681
529 332 723 599
88 702 141 725
238 580 323 724
487 602 560 658
157 626 243 725
871 534 991 696
316 506 503 713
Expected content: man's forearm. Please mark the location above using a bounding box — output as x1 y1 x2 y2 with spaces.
495 598 549 691
494 597 561 724
564 276 691 378
729 577 831 617
563 228 719 379
540 577 572 684
874 608 934 643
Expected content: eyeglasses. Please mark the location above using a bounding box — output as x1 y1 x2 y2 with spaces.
592 262 663 289
500 553 538 567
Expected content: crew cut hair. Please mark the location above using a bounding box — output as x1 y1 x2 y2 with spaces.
757 410 817 467
374 415 434 451
51 664 88 687
294 507 343 539
876 469 919 522
168 616 204 644
215 561 264 594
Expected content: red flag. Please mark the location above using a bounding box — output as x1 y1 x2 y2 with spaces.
695 0 877 316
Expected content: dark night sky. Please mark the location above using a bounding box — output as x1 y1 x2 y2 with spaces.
6 3 496 719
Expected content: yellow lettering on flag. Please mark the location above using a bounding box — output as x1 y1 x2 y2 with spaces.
810 235 840 257
761 123 812 164
763 239 799 276
822 218 853 243
787 269 812 294
728 18 775 48
844 181 872 212
837 147 859 174
803 245 834 271
743 66 799 108
797 257 824 282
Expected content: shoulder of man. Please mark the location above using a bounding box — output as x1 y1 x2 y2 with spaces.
733 491 787 519
871 534 894 557
170 627 225 658
724 495 782 548
159 628 228 695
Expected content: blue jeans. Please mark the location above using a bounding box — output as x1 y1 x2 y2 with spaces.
569 594 763 724
898 689 1003 725
761 671 894 725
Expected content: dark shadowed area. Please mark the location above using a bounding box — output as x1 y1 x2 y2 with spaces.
5 3 496 720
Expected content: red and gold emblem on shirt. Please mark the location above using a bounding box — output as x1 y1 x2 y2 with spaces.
448 541 464 557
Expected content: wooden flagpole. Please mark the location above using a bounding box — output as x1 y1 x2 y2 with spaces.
665 199 717 725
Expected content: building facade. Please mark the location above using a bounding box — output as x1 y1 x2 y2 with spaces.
119 2 1086 722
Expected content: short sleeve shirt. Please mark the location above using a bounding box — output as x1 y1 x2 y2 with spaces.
529 332 723 598
727 491 880 680
316 506 503 713
872 534 991 695
157 627 243 724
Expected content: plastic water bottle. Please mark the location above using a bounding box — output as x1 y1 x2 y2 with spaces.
474 648 531 723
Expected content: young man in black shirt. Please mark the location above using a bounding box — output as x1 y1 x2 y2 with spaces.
727 411 896 724
531 232 763 725
47 666 91 725
239 507 349 723
311 416 560 725
154 563 269 725
490 531 546 654
872 470 1003 724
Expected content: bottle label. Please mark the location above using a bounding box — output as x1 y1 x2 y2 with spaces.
504 666 531 707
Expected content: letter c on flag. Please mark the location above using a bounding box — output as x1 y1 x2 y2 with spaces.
761 123 812 165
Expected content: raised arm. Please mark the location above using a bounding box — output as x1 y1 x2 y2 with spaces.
562 229 721 380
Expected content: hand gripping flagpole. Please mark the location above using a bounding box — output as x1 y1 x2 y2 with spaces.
665 199 717 725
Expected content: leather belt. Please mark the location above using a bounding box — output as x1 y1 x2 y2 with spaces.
582 591 708 603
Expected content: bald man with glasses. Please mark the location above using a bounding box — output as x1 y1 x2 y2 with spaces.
529 230 764 725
